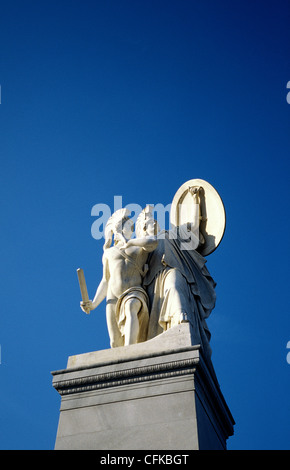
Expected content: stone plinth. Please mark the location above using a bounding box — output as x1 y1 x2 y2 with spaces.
52 324 234 450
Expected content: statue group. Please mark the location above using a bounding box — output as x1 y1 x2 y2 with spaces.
79 179 226 363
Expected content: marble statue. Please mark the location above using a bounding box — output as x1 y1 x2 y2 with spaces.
143 228 216 362
78 179 226 359
80 207 158 347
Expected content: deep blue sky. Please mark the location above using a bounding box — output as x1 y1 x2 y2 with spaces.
0 0 290 449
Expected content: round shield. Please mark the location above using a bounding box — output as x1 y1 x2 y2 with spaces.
170 178 226 256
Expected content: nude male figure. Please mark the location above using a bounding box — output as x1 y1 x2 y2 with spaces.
80 208 157 347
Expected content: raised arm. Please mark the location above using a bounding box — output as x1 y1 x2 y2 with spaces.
125 235 158 252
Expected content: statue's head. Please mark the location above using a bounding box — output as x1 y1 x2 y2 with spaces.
116 216 134 241
136 205 160 238
104 208 134 248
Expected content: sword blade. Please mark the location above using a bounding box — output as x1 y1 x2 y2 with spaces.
77 268 89 303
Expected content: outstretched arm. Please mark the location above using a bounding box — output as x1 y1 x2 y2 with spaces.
125 235 158 252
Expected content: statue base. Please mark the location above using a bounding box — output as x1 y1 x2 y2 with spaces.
52 324 234 450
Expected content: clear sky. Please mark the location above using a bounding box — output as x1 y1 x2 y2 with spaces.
0 0 289 450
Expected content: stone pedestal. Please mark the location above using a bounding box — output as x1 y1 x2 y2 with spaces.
52 324 234 450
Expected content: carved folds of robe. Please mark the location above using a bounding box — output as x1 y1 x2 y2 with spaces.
143 231 216 363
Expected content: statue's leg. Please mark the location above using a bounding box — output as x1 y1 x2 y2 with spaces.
106 302 123 348
123 298 142 346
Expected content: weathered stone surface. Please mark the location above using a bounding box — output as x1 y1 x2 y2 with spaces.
52 324 234 450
